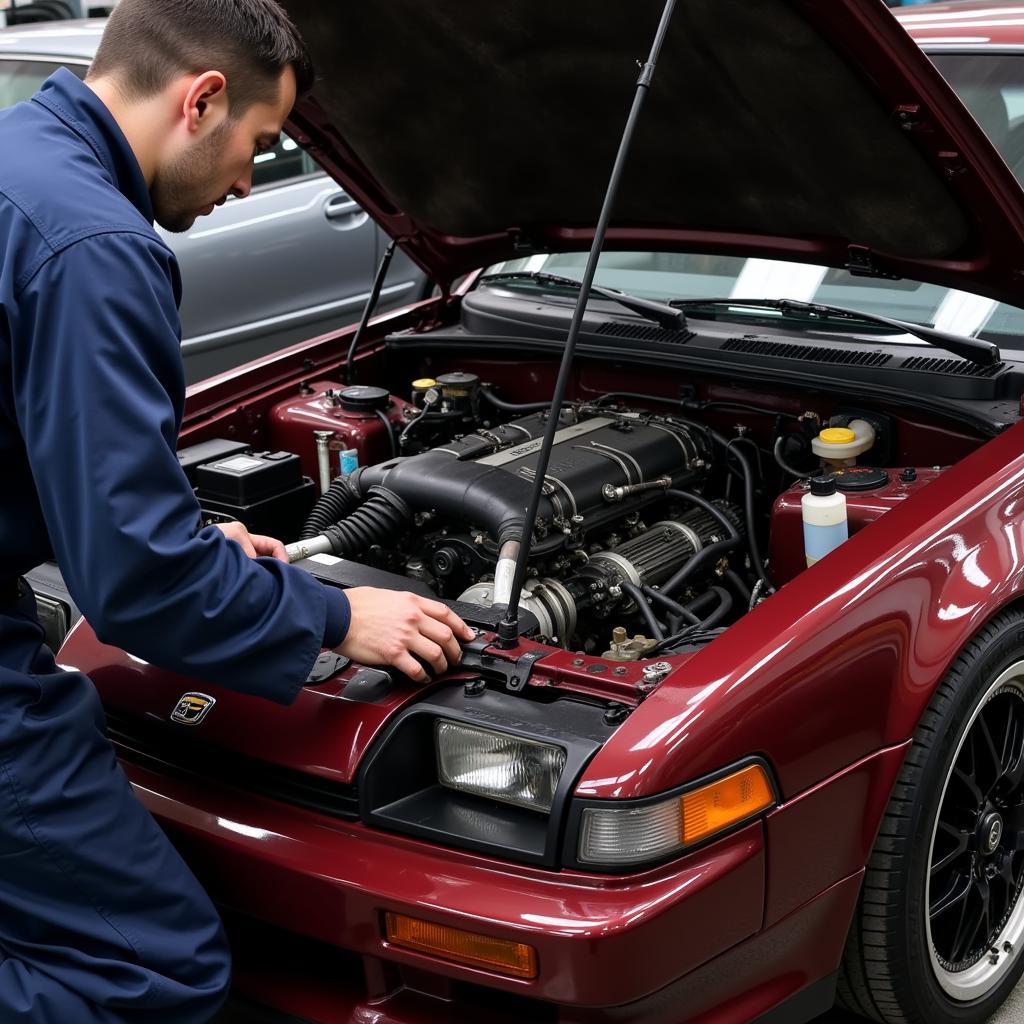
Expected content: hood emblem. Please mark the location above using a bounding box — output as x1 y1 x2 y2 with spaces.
170 692 216 726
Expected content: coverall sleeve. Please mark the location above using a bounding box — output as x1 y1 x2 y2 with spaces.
12 230 350 704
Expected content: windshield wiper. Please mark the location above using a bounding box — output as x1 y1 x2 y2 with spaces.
672 297 1000 367
480 271 688 333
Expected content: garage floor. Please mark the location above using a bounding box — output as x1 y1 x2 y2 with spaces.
812 977 1024 1023
209 980 1024 1024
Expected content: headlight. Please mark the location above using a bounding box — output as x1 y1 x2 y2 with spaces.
436 719 567 813
577 762 775 866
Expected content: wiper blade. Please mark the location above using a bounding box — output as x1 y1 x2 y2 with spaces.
480 271 688 332
672 297 1000 367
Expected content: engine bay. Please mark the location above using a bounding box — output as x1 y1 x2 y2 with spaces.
182 357 983 664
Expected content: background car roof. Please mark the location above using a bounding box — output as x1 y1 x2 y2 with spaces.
0 19 101 60
896 1 1024 45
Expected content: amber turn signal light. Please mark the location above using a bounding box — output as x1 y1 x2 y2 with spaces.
681 763 775 845
384 912 538 979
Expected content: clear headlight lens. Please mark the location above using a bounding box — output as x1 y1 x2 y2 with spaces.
578 763 775 866
435 720 567 814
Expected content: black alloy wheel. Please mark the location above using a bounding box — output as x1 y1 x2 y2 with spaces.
838 607 1024 1023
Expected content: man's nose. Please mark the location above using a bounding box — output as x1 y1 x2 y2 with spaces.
230 168 253 200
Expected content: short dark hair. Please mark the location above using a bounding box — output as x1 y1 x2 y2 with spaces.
88 0 314 114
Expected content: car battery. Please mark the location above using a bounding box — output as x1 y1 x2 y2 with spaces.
769 466 944 585
177 437 252 487
195 450 315 540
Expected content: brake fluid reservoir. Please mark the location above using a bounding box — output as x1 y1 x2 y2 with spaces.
802 476 848 567
811 419 876 467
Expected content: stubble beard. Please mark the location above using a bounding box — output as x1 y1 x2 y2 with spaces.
151 120 233 233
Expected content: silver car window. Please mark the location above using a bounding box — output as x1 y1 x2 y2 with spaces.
0 58 85 107
251 134 319 191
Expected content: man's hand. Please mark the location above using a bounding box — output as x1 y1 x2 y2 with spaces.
338 587 476 683
215 521 288 562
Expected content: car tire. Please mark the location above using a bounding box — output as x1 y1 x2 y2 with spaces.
838 606 1024 1023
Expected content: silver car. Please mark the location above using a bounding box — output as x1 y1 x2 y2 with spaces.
0 19 427 382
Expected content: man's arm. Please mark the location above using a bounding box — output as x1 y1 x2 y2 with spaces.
13 230 347 702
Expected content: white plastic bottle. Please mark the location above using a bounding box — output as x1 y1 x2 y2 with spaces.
802 476 848 567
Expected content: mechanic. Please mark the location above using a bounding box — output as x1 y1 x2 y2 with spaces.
0 1 475 1020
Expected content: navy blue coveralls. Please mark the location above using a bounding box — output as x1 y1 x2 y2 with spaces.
0 70 351 1021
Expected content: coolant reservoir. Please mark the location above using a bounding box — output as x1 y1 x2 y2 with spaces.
268 381 413 484
811 419 876 467
770 466 943 585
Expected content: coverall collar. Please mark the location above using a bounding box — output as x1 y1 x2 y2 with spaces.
32 68 154 225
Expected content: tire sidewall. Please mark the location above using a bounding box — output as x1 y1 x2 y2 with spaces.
900 612 1024 1022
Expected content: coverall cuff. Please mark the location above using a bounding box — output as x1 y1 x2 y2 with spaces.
322 586 351 649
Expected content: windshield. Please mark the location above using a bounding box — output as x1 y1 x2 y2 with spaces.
486 52 1024 348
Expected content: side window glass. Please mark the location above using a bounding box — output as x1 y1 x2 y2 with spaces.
251 134 319 190
0 59 84 110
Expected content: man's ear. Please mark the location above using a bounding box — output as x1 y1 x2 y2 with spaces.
182 71 228 134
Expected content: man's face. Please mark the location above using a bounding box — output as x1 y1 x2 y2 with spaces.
152 66 297 233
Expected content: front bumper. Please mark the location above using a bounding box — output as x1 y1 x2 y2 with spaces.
123 759 765 1020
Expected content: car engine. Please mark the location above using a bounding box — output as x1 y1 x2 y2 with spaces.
186 374 749 658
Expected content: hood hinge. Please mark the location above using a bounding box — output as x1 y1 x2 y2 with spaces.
846 245 900 280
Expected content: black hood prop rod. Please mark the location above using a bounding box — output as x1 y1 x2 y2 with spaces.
497 0 680 648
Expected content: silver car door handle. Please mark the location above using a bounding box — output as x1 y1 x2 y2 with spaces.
324 193 369 229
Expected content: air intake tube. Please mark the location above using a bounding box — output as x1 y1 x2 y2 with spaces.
286 451 556 563
320 486 412 558
356 452 556 548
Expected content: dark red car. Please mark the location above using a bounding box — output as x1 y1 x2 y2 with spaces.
45 2 1024 1021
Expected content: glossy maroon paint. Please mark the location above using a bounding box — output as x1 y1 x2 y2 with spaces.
120 759 764 1010
769 467 946 585
267 379 412 485
284 0 1024 304
577 417 1024 801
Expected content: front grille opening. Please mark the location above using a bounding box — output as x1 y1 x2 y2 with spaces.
105 710 359 820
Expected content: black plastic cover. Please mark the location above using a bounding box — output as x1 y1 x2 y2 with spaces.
177 438 251 487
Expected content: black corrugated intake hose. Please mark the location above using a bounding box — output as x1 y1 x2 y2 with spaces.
322 486 411 558
300 474 362 540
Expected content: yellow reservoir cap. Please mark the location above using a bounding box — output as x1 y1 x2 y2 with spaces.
385 913 538 979
412 378 438 389
681 763 775 846
819 427 856 445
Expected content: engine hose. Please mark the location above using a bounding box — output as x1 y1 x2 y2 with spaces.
710 430 773 591
620 581 665 641
479 385 551 413
322 486 412 558
700 586 733 628
660 537 740 600
641 585 701 625
300 474 362 540
773 436 815 480
647 587 733 655
665 488 741 542
723 569 752 605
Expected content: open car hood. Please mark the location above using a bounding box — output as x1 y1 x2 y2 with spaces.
280 0 1024 303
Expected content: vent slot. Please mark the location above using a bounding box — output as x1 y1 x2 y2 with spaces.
595 321 695 344
899 355 1006 378
722 336 892 367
